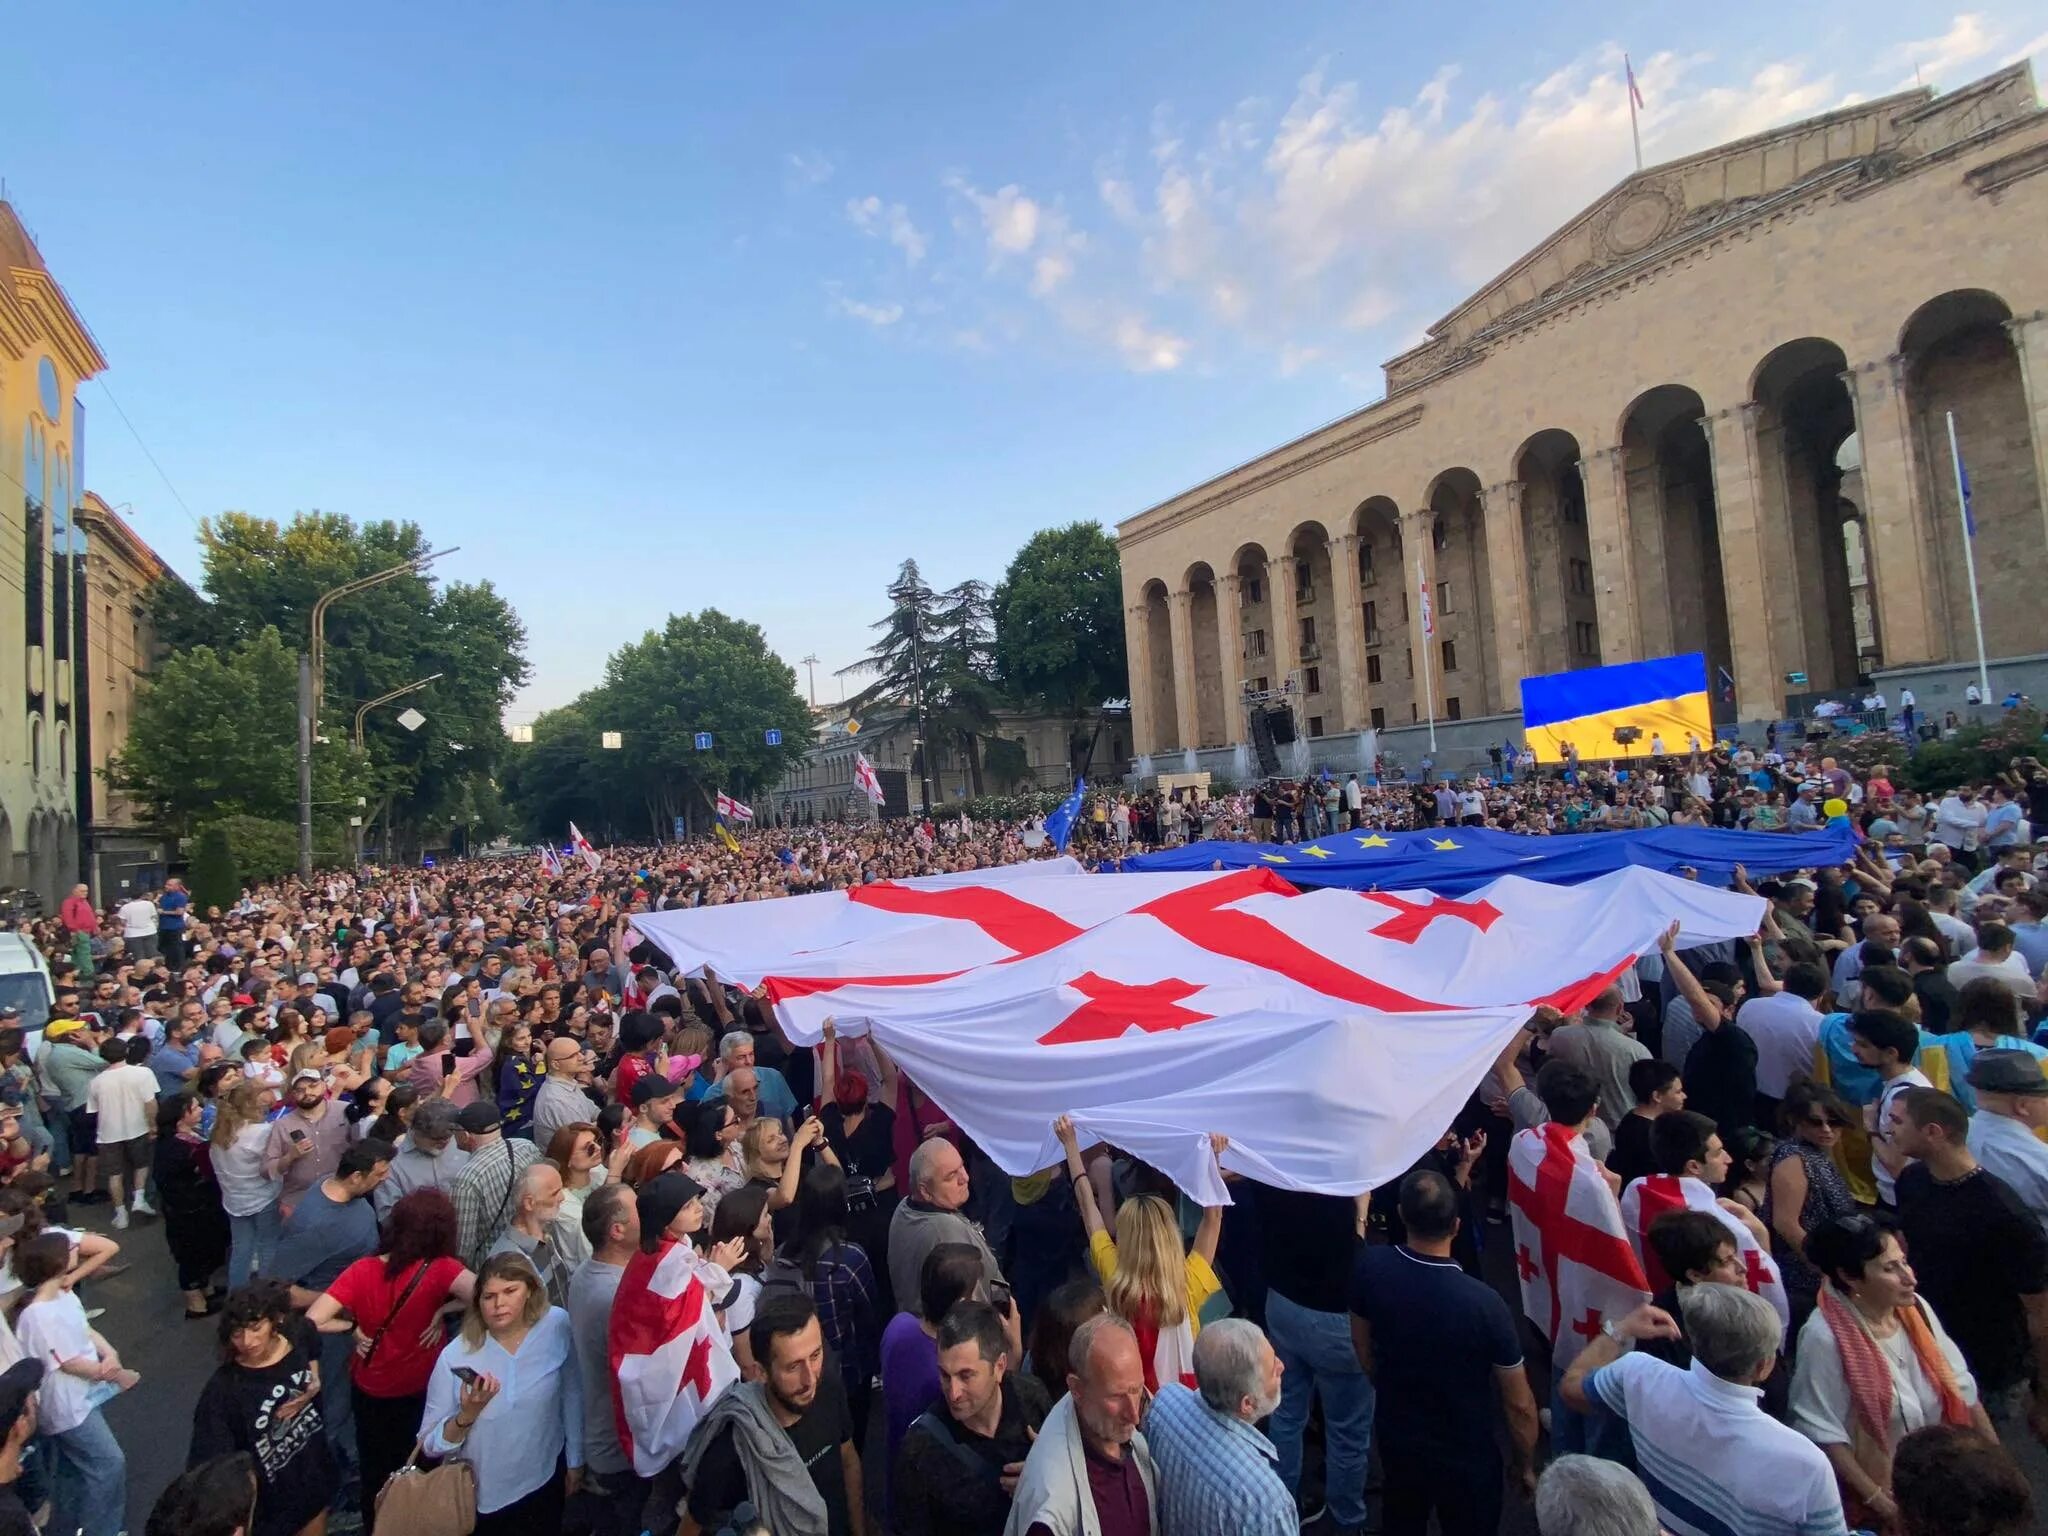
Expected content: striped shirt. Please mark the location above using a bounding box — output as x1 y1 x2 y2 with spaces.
1140 1384 1295 1536
1586 1353 1846 1536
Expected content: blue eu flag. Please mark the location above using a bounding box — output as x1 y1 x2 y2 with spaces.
1045 779 1087 852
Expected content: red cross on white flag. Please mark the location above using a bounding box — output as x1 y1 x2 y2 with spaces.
1508 1124 1650 1368
1620 1173 1789 1341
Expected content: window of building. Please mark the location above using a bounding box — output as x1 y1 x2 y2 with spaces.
1573 620 1597 656
1436 581 1451 615
1359 542 1376 586
1308 716 1324 738
1442 639 1457 673
1446 697 1462 721
1254 676 1268 694
1305 666 1321 694
1363 600 1379 643
1244 575 1262 605
1370 707 1386 730
1432 517 1447 552
1405 649 1414 680
1295 558 1313 600
1367 654 1382 684
1247 628 1267 658
1299 615 1316 646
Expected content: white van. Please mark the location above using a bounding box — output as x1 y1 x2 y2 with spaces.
0 933 55 1051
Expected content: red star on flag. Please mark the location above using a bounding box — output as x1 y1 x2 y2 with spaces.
1038 973 1213 1046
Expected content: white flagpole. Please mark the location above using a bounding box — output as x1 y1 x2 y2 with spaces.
1626 54 1643 171
1945 410 1992 703
1417 557 1438 753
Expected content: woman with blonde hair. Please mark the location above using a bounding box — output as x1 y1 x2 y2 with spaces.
210 1079 284 1288
1053 1114 1226 1391
419 1251 583 1532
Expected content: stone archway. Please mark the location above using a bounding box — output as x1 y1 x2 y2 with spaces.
1352 498 1412 729
1286 522 1339 736
1184 562 1226 747
1620 386 1732 688
26 811 59 906
1752 339 1863 692
1427 470 1495 715
1514 431 1597 679
1142 580 1179 752
1901 289 2040 663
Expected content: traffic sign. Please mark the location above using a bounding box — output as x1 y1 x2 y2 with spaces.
765 729 782 747
694 731 714 751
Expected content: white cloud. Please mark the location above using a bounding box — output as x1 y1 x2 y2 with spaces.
1880 13 2001 86
2008 28 2048 67
847 195 928 265
951 178 1043 255
785 150 835 188
1031 251 1074 296
1109 314 1187 372
828 287 904 327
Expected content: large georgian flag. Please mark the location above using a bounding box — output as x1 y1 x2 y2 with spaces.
608 1241 743 1477
695 863 1764 1202
1509 1123 1651 1369
1620 1174 1790 1341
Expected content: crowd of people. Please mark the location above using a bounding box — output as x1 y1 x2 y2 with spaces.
0 734 2040 1536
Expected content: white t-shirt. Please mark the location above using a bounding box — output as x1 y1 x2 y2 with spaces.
118 897 158 939
1791 1299 1977 1449
17 1290 100 1433
86 1062 158 1143
1871 1069 1932 1206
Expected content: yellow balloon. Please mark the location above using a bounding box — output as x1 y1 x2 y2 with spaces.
1823 797 1848 819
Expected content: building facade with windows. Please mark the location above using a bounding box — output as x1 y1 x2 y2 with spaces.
1116 68 2048 764
0 202 107 901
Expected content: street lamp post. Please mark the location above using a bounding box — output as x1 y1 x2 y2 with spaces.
351 674 444 865
298 549 456 880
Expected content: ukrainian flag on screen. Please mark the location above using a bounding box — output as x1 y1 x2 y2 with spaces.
1520 653 1712 763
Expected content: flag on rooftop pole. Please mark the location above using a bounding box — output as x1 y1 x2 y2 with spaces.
568 822 602 872
1945 410 1992 703
1043 779 1087 853
1625 54 1645 170
852 751 885 807
715 790 754 824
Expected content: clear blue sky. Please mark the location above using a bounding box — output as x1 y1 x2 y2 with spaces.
7 4 2043 718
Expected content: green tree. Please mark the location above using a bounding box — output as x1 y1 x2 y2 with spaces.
992 521 1128 775
143 511 530 857
502 612 812 842
108 626 364 840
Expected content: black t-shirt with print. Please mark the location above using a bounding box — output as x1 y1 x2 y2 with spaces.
188 1319 341 1536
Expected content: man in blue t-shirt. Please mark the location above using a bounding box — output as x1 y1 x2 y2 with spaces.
1348 1169 1538 1536
155 878 192 968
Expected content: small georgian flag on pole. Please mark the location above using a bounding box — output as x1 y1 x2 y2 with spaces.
568 822 602 872
852 751 886 807
715 790 754 824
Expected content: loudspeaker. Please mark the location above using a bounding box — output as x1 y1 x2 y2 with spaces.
1265 706 1297 745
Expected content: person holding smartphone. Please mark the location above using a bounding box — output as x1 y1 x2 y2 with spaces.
260 1070 348 1223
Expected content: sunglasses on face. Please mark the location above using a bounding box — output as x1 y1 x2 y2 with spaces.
1803 1113 1849 1130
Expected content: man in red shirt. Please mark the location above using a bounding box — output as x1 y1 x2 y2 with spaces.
58 885 97 977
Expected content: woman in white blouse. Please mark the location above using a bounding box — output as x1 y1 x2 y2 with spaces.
1790 1214 1996 1531
420 1251 584 1533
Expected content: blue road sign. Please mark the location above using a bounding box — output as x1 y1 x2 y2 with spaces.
694 731 713 751
765 728 782 747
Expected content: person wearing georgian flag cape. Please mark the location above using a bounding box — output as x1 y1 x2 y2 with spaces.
608 1172 751 1476
1618 1108 1790 1344
1507 1060 1650 1454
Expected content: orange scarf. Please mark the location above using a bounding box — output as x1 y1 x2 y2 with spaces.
1817 1284 1970 1519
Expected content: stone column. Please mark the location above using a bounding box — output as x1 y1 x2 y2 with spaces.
1328 531 1369 731
2005 311 2048 565
1216 570 1245 743
1623 452 1674 660
1479 481 1529 697
1841 357 1936 667
1578 447 1638 664
1403 509 1438 721
1167 587 1201 752
1265 551 1300 685
1700 405 1782 717
1125 600 1160 755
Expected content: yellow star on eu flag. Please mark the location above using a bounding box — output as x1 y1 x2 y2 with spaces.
1429 837 1460 850
1355 833 1391 848
1259 852 1291 863
1302 845 1333 858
